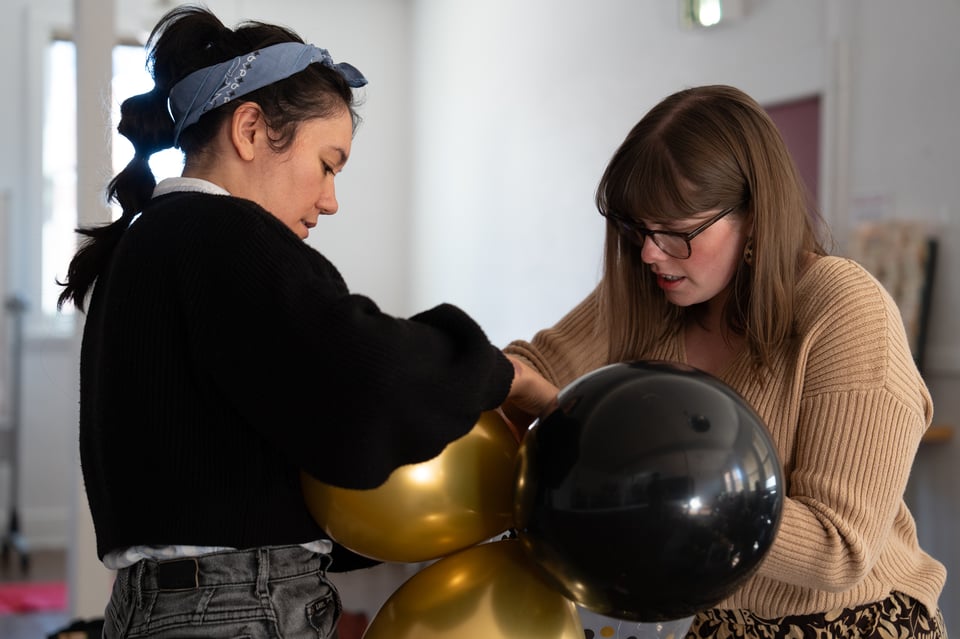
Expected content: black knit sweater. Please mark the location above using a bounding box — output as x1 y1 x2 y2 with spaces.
78 192 514 569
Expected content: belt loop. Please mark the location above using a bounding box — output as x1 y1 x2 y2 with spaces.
134 560 145 609
115 565 129 604
256 547 270 597
319 552 333 573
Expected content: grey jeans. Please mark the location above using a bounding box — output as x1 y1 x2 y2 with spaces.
103 545 341 638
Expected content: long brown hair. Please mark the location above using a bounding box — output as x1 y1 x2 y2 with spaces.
595 85 827 373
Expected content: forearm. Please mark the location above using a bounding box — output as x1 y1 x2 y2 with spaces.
757 388 928 591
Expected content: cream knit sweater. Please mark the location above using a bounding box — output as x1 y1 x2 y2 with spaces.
505 256 945 617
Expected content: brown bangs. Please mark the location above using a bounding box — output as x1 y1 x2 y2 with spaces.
596 105 746 225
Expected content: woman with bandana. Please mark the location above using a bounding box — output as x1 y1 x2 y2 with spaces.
57 6 543 638
502 85 947 638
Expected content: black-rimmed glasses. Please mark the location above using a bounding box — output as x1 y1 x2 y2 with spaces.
601 204 739 259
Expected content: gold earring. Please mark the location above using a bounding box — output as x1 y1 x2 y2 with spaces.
743 238 754 266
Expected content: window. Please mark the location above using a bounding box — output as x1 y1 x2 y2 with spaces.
42 41 78 320
40 41 182 324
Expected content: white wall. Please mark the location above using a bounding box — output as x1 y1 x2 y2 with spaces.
1 0 958 630
847 1 960 371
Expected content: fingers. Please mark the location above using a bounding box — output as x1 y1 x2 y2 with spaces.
503 354 559 434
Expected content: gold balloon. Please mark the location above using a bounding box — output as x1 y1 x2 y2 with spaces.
301 411 519 562
362 539 583 639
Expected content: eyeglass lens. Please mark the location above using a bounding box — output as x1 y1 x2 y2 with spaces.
650 233 689 258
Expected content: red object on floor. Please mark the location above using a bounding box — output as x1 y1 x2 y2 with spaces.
337 610 369 639
0 581 67 614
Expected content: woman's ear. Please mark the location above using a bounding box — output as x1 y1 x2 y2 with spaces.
230 102 264 161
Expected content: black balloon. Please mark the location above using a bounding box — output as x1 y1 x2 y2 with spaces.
514 360 784 622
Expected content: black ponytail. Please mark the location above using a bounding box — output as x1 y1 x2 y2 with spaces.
57 85 175 311
109 87 175 213
57 7 213 312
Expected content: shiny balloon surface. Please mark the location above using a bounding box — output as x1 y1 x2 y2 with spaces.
302 411 518 563
362 539 584 639
514 361 784 621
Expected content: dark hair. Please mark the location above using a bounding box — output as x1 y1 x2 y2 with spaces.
596 85 828 373
58 5 361 311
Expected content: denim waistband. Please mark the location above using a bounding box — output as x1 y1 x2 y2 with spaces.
122 544 331 593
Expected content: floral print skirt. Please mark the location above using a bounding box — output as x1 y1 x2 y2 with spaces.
686 592 947 639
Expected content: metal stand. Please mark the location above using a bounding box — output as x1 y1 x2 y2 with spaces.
1 294 29 575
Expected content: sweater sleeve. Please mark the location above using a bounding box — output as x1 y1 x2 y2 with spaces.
753 258 933 593
504 287 610 389
173 197 514 490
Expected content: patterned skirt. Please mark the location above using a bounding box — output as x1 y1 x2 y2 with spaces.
686 592 947 639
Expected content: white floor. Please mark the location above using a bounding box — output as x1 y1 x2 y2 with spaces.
330 560 428 620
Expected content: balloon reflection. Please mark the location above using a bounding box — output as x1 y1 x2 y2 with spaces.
514 361 784 622
362 539 584 639
302 411 518 562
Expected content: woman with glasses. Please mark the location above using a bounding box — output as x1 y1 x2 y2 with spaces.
503 85 947 638
55 6 550 638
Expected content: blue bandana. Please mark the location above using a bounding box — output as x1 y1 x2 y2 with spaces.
168 42 367 147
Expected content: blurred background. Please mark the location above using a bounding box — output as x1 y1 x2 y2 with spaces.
0 0 957 635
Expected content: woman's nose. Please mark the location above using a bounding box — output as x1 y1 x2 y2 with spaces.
639 235 666 263
318 184 339 215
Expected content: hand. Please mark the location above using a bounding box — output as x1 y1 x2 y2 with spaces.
500 354 559 439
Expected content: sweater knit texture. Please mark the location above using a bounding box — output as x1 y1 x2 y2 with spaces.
505 256 945 617
79 191 514 568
